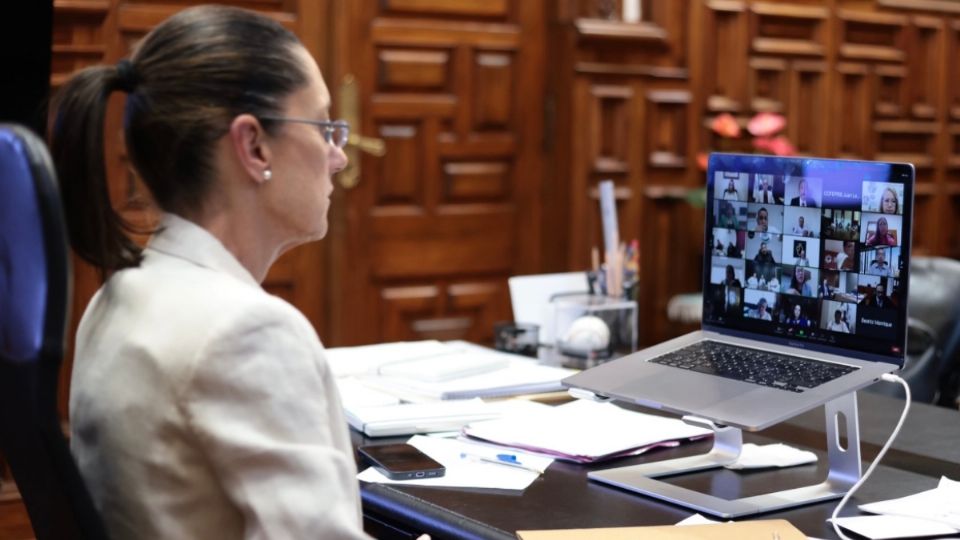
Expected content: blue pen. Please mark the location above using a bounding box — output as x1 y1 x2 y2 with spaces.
460 452 545 474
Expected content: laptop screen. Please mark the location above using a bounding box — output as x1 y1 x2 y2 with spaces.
703 154 914 364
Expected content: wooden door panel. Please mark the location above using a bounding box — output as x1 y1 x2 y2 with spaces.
333 0 542 345
379 280 507 343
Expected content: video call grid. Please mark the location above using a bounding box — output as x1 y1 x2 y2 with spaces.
708 171 905 340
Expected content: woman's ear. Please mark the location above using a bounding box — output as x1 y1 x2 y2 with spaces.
228 114 273 185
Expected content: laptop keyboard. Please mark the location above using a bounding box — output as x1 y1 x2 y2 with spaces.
649 341 858 393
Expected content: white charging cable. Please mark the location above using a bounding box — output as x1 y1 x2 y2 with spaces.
830 373 911 540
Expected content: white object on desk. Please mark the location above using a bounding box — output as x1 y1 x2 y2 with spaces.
857 475 960 530
463 399 712 463
357 435 552 491
325 340 453 378
359 346 576 402
561 315 611 351
345 398 499 437
508 272 589 345
723 443 817 470
335 377 401 410
377 351 508 382
829 515 958 539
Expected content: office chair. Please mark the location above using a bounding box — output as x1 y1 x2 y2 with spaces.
865 256 960 406
0 124 109 539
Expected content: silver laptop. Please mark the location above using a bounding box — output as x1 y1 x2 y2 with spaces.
564 154 914 431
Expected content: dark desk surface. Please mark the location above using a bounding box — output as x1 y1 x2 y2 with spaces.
352 395 955 540
766 390 960 478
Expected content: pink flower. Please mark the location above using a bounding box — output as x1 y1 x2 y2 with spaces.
752 136 795 156
710 113 741 138
696 152 709 170
747 112 786 137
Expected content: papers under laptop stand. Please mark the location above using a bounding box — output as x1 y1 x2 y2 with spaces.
587 392 861 518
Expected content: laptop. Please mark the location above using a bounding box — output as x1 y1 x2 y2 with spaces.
564 154 914 431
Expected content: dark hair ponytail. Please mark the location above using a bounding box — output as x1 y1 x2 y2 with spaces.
50 65 144 278
51 5 306 278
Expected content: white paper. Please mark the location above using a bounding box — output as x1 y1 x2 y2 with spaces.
859 476 960 529
463 399 711 461
724 443 818 470
377 351 508 382
359 352 575 402
676 514 725 526
622 0 641 23
335 377 400 410
325 340 452 377
830 515 958 539
346 398 500 437
357 435 552 491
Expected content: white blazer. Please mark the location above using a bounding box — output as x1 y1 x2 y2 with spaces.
70 213 369 540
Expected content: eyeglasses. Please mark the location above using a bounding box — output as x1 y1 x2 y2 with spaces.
259 115 350 148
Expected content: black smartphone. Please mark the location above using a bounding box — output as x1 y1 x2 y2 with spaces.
357 443 446 480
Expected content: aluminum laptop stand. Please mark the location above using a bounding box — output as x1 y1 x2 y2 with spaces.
588 392 861 518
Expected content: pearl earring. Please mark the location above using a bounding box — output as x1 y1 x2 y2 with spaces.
263 169 272 181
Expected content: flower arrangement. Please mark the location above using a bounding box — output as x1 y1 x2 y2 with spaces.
688 112 796 206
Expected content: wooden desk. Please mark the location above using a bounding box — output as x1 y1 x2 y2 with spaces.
766 391 960 478
352 398 951 540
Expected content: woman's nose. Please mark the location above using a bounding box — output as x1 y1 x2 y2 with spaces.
331 145 349 174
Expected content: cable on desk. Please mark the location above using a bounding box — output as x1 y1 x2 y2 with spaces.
830 373 911 540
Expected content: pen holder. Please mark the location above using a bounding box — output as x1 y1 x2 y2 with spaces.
552 294 637 361
493 322 540 358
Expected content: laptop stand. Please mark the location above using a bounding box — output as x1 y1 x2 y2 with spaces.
587 392 861 518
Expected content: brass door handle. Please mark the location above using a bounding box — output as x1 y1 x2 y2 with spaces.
349 133 386 156
338 74 385 190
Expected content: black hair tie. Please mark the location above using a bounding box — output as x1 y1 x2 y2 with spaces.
115 59 139 93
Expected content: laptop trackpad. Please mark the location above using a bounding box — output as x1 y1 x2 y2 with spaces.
612 369 732 411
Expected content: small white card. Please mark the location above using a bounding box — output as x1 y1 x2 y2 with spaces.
830 515 958 539
724 443 817 470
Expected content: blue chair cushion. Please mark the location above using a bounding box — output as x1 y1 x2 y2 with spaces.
0 127 48 363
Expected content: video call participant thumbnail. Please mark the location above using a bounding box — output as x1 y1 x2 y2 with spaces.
715 200 747 229
821 208 861 241
743 289 778 321
857 277 899 339
860 246 902 278
712 227 745 258
861 213 902 247
750 173 782 204
862 181 904 216
786 176 821 208
858 276 896 310
782 297 820 328
748 204 783 233
820 300 856 334
823 239 856 271
715 171 749 202
781 264 819 298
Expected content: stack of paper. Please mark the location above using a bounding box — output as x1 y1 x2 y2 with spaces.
357 435 553 491
327 340 576 402
829 476 960 539
346 398 500 437
326 340 453 378
463 399 712 463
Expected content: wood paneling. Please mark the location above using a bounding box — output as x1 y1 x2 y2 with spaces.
548 0 960 349
11 0 960 531
330 0 543 346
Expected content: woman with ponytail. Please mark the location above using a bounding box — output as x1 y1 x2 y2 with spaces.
51 6 370 539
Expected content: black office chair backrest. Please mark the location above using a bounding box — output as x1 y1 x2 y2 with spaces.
0 124 108 540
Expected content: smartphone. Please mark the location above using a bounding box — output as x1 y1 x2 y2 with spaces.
357 443 446 480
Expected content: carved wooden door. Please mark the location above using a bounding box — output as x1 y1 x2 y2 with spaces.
325 0 545 345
